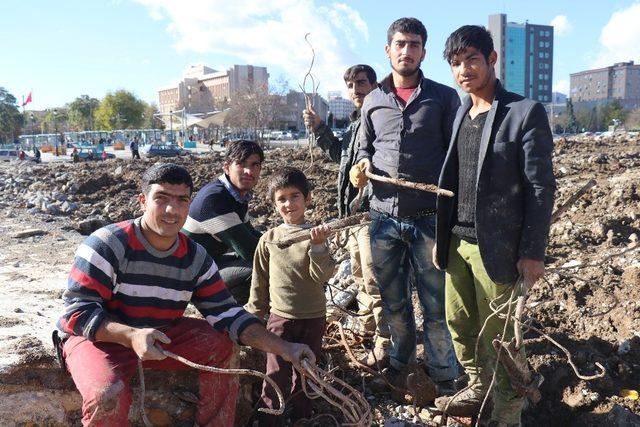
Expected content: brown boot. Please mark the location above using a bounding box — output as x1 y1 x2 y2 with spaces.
434 386 488 417
363 346 389 369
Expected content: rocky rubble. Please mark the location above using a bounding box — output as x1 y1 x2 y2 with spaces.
0 136 639 426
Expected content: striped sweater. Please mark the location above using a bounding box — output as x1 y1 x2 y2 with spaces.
56 217 261 343
182 175 262 263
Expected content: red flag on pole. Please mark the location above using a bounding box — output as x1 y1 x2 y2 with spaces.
22 92 32 106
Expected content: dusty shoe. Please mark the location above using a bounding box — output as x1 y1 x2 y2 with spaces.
434 386 487 417
435 379 457 396
369 366 407 395
405 364 437 406
363 346 390 369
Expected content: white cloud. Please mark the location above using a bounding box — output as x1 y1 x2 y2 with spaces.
135 0 369 95
553 79 569 95
593 2 640 67
550 15 571 36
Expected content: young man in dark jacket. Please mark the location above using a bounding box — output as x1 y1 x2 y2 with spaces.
350 17 460 396
303 64 390 367
433 26 556 426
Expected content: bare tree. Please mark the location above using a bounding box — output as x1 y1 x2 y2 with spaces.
225 83 288 141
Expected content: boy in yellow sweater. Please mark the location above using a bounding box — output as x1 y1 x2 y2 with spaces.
245 167 336 425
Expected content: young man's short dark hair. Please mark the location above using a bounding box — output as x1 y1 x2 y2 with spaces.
387 17 427 47
343 64 377 85
141 163 194 195
224 140 265 165
267 167 311 201
443 25 494 64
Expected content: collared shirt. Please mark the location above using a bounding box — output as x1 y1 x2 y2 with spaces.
357 71 461 217
219 174 253 204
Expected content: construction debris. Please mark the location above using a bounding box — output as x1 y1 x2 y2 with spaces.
0 133 638 425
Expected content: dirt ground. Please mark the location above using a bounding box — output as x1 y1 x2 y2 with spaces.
0 136 638 426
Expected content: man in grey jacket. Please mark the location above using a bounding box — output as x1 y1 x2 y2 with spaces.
303 64 390 367
433 26 555 426
350 17 460 396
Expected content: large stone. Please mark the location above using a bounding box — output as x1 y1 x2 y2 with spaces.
61 201 78 214
12 229 47 239
76 218 108 235
0 345 268 427
605 404 640 425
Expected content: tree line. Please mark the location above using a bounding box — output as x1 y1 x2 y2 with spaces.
0 87 161 143
554 99 639 134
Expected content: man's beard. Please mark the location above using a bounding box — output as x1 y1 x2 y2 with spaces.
390 59 422 77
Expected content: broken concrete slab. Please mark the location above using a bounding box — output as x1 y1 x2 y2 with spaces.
12 229 47 238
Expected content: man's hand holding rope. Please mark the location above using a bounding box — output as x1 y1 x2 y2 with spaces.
516 258 545 294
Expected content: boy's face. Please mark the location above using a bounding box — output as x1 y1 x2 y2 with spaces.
223 153 263 196
274 186 311 225
449 46 497 94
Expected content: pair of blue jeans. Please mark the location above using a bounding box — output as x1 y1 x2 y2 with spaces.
369 210 458 382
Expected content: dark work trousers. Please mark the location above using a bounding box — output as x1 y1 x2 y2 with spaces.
258 313 325 426
218 253 252 305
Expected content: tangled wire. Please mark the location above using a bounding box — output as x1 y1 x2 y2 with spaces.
296 358 372 426
137 346 372 427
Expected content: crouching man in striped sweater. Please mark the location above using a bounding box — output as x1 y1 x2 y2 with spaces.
56 163 315 427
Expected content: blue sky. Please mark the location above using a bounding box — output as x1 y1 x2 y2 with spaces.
2 0 640 110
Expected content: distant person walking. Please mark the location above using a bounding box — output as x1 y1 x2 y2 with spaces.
130 137 141 160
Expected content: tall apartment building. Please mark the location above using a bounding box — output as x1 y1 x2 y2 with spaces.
570 61 640 110
488 14 554 103
158 64 269 115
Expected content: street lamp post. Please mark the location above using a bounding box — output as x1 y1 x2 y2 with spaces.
30 113 35 148
169 109 173 143
53 109 59 156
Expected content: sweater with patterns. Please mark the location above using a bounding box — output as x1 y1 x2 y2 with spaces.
183 174 262 263
56 217 261 343
245 224 336 320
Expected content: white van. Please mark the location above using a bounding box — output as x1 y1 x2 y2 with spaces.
0 149 19 161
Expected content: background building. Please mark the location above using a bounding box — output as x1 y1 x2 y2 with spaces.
158 64 269 115
328 95 355 122
570 61 640 110
280 92 329 131
488 14 554 103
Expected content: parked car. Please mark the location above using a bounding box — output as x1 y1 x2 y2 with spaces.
0 148 20 161
142 144 188 158
0 148 38 162
76 146 116 161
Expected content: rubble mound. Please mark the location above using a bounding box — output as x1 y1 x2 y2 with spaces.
0 137 639 426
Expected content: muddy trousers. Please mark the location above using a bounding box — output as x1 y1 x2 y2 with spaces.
63 317 238 427
348 225 390 351
259 314 325 426
444 236 524 424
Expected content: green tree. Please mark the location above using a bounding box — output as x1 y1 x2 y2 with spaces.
94 90 146 130
40 108 68 134
602 99 627 129
67 95 100 131
566 99 577 133
0 87 24 143
142 102 163 129
624 107 640 130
